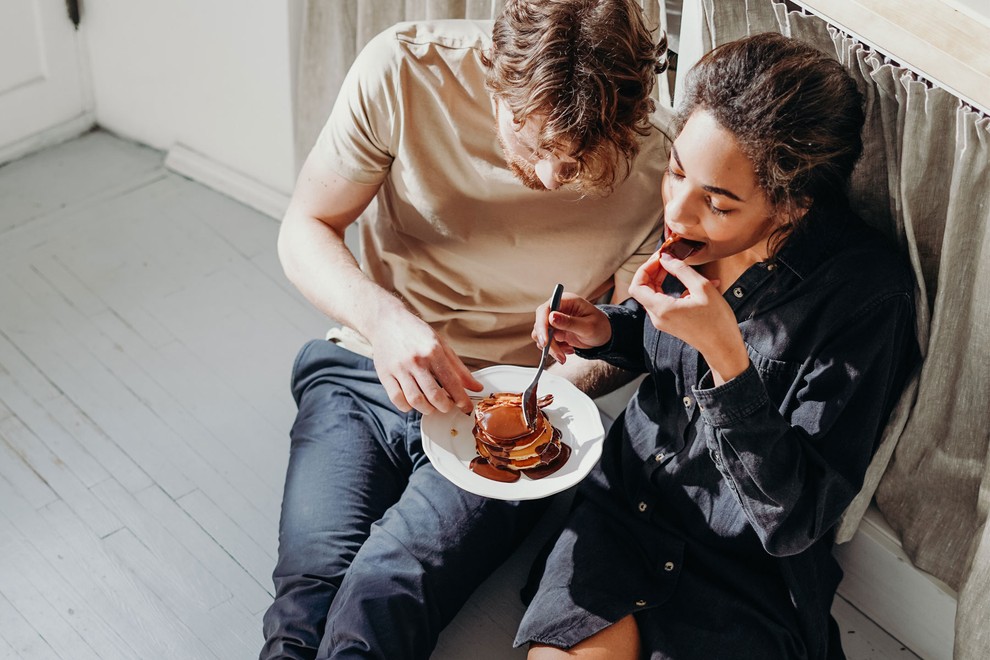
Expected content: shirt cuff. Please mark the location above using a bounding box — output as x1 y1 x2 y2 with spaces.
573 301 644 371
693 363 770 428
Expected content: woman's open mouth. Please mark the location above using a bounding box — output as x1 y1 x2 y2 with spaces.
659 232 705 260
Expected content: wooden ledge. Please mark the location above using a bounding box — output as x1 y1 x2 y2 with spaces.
790 0 990 115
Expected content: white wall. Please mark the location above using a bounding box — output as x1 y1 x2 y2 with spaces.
950 0 990 22
82 1 298 210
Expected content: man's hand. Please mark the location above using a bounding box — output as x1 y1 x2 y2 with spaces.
367 304 483 416
630 252 749 385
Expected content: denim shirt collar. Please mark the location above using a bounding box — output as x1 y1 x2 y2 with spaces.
773 208 850 281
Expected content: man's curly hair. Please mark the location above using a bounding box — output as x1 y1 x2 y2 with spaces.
483 0 667 194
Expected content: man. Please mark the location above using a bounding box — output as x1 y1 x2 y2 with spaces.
261 1 672 658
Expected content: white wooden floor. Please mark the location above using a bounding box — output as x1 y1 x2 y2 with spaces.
0 131 920 659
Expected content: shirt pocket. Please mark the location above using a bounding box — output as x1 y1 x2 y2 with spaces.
745 344 801 408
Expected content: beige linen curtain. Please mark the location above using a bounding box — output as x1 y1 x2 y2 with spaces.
294 0 503 167
675 1 990 657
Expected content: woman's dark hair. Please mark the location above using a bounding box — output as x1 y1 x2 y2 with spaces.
676 32 865 253
483 0 668 194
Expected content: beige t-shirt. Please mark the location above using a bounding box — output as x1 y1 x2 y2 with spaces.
316 20 673 369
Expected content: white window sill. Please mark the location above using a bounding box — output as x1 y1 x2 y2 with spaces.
791 0 990 115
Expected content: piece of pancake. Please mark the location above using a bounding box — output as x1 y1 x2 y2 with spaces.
658 232 704 260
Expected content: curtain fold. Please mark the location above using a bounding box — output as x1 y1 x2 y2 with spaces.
678 2 989 657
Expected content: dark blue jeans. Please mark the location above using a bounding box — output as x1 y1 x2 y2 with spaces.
261 340 548 660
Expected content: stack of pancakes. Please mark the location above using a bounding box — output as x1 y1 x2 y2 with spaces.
472 392 563 475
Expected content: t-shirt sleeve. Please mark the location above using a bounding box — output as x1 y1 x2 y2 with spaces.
613 212 664 287
312 28 398 185
610 114 674 289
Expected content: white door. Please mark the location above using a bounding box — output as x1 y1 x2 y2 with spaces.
0 0 91 163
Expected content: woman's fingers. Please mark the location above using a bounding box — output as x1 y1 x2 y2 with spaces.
657 253 711 293
532 292 612 363
547 314 577 364
630 251 667 293
549 304 611 348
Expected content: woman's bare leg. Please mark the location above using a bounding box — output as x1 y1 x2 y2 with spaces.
528 614 641 660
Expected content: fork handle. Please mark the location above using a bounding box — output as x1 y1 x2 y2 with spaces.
544 284 564 358
522 284 565 428
546 284 564 337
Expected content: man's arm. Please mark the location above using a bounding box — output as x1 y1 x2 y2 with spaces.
278 150 481 414
278 150 385 333
547 354 639 399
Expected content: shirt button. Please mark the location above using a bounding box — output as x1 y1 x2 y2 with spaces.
767 263 777 271
664 561 675 572
732 286 745 298
655 452 665 462
682 396 692 408
637 501 648 512
635 599 647 607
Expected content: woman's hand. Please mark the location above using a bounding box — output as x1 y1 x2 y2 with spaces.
629 253 750 385
367 304 483 416
532 292 612 365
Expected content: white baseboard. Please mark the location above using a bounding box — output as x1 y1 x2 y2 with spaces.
0 113 95 167
164 143 291 220
835 506 957 659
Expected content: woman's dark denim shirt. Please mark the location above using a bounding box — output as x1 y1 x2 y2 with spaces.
577 210 919 659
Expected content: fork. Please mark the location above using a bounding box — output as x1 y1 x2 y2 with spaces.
522 283 565 429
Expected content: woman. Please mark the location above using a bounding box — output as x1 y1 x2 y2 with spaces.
516 33 919 659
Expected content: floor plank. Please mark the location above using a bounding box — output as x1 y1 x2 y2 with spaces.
833 597 919 659
0 131 919 659
0 588 60 660
0 540 103 660
1 537 134 659
0 131 164 235
16 483 221 659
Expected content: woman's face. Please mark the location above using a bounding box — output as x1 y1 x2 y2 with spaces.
662 109 782 265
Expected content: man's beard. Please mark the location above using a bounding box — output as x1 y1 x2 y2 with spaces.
496 132 549 191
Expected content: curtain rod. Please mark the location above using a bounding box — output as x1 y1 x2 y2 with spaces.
786 0 990 117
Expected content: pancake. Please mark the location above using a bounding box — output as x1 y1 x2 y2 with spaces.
469 392 570 483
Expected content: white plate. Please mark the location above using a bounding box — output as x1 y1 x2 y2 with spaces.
421 365 605 500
